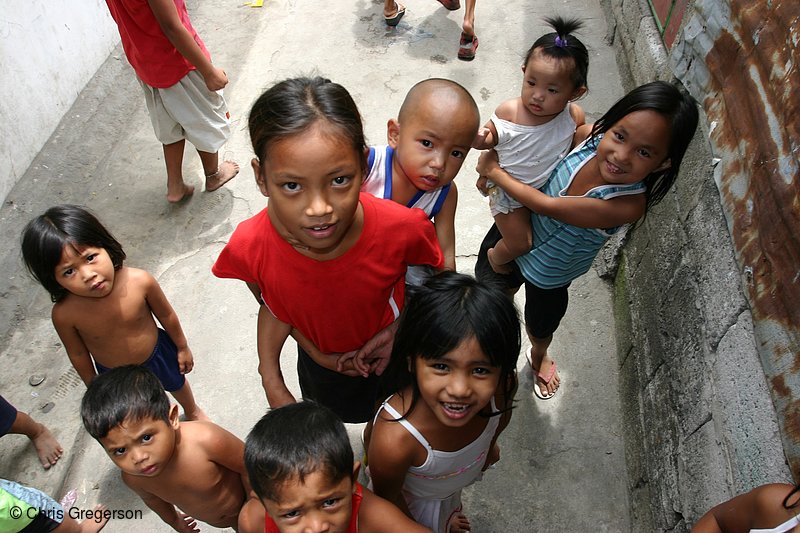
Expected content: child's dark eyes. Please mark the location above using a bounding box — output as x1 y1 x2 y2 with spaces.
332 176 351 186
281 182 300 191
472 367 493 376
113 448 126 456
141 434 153 443
431 362 449 372
62 268 75 277
420 139 433 148
86 253 97 262
613 131 624 141
637 149 652 158
450 150 465 159
322 498 340 508
282 510 301 519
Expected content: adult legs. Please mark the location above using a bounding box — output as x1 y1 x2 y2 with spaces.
457 0 478 60
462 0 476 36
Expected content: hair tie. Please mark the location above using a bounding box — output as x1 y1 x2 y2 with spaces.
555 35 568 48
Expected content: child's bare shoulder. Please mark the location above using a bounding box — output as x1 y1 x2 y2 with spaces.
358 488 433 533
52 296 77 321
179 421 243 457
370 397 420 458
123 266 157 287
492 98 521 121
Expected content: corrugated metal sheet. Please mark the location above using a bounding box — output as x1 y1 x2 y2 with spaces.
671 0 800 478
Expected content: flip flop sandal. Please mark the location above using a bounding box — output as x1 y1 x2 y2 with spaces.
384 3 406 26
526 351 559 400
436 0 461 10
458 32 478 61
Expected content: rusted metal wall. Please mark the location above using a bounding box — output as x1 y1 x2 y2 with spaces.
671 0 800 479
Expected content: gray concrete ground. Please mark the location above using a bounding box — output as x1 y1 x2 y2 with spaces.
0 0 632 531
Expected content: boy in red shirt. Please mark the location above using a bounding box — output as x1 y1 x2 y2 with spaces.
105 0 238 202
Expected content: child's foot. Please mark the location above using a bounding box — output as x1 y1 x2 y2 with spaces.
30 425 63 469
205 160 240 192
458 32 479 61
184 406 211 422
487 247 512 275
529 352 560 399
78 505 109 532
167 183 195 203
448 512 471 533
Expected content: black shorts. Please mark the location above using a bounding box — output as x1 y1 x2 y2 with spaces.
296 346 380 423
0 394 17 436
475 224 569 339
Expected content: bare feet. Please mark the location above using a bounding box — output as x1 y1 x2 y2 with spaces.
487 247 513 275
205 160 239 192
448 512 471 533
30 425 63 469
167 183 195 203
184 407 211 422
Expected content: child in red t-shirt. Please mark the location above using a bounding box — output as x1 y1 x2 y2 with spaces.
105 0 238 202
213 77 444 423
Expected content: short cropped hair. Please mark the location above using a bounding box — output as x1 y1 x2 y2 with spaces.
245 402 354 502
398 77 480 128
81 365 171 440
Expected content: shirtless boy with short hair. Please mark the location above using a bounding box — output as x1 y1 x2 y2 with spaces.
81 366 249 533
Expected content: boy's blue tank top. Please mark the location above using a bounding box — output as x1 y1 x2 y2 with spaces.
515 135 646 289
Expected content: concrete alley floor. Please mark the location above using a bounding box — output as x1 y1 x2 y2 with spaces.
0 1 631 531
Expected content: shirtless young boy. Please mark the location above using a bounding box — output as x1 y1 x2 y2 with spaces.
81 366 249 533
21 204 206 420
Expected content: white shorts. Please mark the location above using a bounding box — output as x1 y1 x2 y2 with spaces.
488 181 524 216
139 70 231 153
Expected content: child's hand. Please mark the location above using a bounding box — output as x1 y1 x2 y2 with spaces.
335 351 364 377
203 66 229 92
475 175 491 197
475 149 501 176
173 512 201 533
352 320 399 377
472 127 491 149
177 348 194 374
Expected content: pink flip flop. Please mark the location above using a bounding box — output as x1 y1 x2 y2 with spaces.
527 351 559 400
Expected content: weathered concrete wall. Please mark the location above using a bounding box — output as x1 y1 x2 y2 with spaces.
599 0 794 530
0 0 118 203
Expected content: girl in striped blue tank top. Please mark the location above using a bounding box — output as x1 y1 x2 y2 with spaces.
475 81 699 400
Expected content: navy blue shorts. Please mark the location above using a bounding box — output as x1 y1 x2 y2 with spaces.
0 395 17 436
95 328 185 392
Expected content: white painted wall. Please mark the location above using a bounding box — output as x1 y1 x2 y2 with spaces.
0 0 119 203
